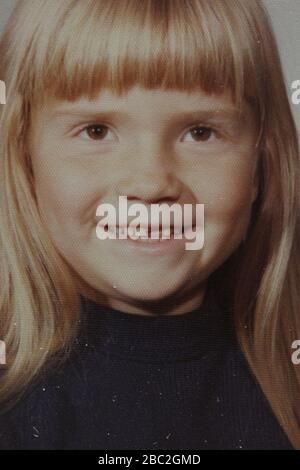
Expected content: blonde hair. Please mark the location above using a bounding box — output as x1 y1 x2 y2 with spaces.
0 0 299 448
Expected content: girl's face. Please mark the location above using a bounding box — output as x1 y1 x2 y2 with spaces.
29 85 258 315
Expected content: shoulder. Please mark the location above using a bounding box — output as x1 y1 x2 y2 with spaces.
0 342 92 449
218 339 293 449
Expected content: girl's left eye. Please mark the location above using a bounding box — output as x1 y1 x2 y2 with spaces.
182 126 217 143
78 124 115 141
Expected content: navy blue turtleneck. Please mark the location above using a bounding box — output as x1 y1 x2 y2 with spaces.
0 282 293 449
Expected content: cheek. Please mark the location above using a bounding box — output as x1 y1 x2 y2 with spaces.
33 158 103 239
209 171 254 221
189 156 256 241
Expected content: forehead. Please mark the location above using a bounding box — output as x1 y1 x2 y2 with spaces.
39 85 253 124
52 85 233 107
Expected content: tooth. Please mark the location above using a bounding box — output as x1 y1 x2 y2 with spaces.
118 227 128 238
151 230 159 239
139 227 148 239
108 225 117 237
162 228 171 238
128 226 139 239
150 230 160 239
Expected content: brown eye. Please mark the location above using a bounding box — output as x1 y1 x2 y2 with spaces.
189 126 213 142
85 124 109 140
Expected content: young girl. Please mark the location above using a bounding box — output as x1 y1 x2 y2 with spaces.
0 0 299 450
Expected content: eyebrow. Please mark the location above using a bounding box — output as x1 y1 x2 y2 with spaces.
49 106 245 125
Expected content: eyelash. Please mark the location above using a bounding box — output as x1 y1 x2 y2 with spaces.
76 123 221 143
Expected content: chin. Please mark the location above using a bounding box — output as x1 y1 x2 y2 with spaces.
110 279 180 303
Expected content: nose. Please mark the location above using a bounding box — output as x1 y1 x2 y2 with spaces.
115 143 182 203
116 170 182 203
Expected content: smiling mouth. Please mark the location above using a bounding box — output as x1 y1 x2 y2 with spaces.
100 224 196 241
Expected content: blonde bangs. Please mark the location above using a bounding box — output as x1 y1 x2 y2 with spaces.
12 0 264 110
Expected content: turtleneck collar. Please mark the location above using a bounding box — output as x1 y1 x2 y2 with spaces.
78 282 233 363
